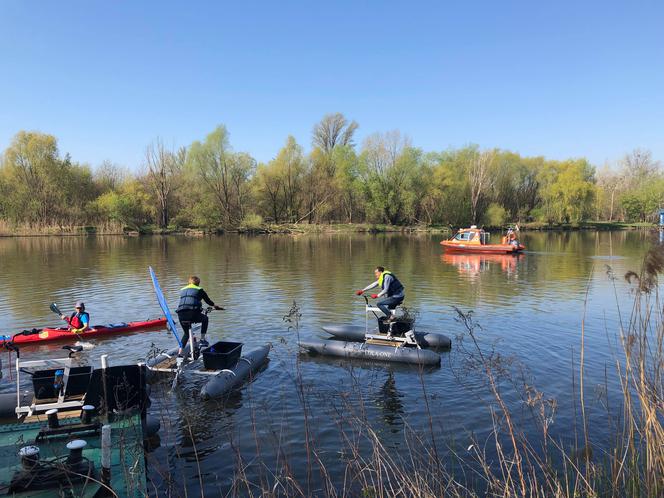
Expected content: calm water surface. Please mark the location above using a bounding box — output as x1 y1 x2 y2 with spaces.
0 231 658 494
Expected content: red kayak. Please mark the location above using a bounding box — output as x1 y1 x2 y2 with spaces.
3 318 167 345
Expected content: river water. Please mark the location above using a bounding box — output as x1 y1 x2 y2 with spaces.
0 231 659 495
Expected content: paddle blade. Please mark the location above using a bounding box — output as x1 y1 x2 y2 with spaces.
50 303 63 316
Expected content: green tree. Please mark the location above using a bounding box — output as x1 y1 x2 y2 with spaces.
0 131 97 226
1 131 62 224
539 159 595 223
359 131 421 225
619 178 664 222
305 114 359 224
332 146 363 222
187 125 255 227
276 136 305 222
91 179 151 229
484 203 507 226
252 137 305 223
253 162 286 223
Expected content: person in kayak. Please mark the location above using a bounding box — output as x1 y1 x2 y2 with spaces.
176 276 224 355
355 266 405 320
60 301 90 333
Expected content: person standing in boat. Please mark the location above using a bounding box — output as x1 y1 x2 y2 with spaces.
60 301 90 333
176 276 224 355
355 266 405 320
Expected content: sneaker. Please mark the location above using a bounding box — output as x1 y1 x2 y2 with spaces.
387 315 398 322
199 339 209 348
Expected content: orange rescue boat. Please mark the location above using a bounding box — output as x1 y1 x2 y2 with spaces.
440 226 525 254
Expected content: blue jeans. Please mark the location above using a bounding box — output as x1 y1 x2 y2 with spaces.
377 296 404 317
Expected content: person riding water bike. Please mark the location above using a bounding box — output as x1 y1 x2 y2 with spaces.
355 266 405 320
176 276 224 356
60 301 90 334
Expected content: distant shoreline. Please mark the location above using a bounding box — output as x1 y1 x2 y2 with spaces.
0 221 660 237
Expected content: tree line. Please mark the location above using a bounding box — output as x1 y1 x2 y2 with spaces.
0 114 662 231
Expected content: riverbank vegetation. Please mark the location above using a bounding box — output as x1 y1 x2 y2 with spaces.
1 114 662 234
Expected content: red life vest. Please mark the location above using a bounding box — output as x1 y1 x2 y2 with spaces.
68 312 89 330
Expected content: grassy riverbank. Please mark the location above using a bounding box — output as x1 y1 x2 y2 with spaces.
0 220 660 237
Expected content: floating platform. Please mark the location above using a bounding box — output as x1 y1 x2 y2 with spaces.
322 324 452 349
299 338 441 366
146 344 271 399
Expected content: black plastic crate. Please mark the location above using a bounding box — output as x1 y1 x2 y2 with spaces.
202 341 243 370
32 366 93 400
377 317 413 336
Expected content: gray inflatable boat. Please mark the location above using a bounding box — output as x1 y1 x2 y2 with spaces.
299 339 441 366
322 324 452 349
146 344 270 399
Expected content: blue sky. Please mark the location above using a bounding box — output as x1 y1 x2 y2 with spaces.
1 1 662 170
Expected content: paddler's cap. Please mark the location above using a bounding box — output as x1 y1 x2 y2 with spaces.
75 301 85 309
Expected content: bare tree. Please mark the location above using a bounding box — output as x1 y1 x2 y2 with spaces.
229 152 255 221
596 166 624 221
469 150 496 224
145 139 182 228
95 160 127 192
361 131 411 177
312 113 359 154
621 148 661 189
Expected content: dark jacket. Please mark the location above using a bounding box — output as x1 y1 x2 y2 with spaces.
176 284 215 312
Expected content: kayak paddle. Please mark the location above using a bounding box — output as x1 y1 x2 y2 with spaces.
50 303 63 317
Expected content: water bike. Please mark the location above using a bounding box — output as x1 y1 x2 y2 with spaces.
299 296 451 366
146 267 270 399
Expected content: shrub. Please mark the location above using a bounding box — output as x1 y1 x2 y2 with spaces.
240 213 264 231
483 203 507 227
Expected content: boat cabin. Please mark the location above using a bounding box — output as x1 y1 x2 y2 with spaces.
451 226 490 245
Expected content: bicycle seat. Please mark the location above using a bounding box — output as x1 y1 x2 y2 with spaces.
63 345 84 353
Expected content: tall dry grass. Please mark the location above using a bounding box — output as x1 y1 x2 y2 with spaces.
0 219 126 236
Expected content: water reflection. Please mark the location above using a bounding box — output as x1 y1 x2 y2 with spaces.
376 371 404 432
441 253 524 280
